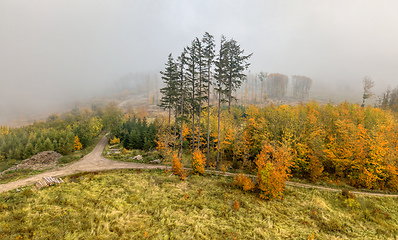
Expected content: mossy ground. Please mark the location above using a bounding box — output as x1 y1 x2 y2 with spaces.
1 169 397 239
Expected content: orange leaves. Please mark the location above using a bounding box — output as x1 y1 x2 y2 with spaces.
109 136 120 145
171 152 187 180
255 144 292 200
192 149 206 175
233 200 240 211
182 125 190 141
171 152 182 175
233 174 255 191
73 136 83 151
235 102 398 191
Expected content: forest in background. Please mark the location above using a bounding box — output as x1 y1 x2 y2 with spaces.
0 103 123 172
2 32 398 199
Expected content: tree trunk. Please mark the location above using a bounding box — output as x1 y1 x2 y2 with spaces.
206 70 211 168
254 76 257 103
192 96 195 152
228 76 232 113
192 66 196 152
179 82 184 158
168 105 171 126
197 67 202 150
244 80 247 105
173 110 177 151
216 89 221 169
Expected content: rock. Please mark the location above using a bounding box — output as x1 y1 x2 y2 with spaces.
150 159 161 164
131 155 143 161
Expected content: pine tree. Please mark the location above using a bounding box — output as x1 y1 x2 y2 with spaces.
214 35 228 169
159 53 179 125
214 35 252 168
24 142 34 159
202 32 215 167
44 137 54 151
186 40 199 152
176 49 189 157
223 38 252 112
194 38 206 150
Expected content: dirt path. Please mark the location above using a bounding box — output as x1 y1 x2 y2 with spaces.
1 136 398 197
0 136 165 193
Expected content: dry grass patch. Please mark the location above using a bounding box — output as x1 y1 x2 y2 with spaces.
0 169 397 239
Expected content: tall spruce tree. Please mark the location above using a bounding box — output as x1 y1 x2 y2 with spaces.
186 40 199 152
176 49 188 157
223 38 252 112
159 33 251 167
159 53 178 125
214 35 252 168
214 35 228 169
202 32 215 167
194 38 206 150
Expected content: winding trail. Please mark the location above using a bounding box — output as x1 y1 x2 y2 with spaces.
1 136 398 197
0 136 165 193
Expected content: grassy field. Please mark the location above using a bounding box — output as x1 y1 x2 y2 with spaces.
0 169 397 239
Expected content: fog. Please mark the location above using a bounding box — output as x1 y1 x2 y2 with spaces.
1 0 398 125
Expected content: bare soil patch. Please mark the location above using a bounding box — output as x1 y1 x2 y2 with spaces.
0 151 62 177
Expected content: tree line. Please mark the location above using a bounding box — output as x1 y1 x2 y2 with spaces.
155 101 398 192
0 103 122 171
158 32 252 169
236 72 313 104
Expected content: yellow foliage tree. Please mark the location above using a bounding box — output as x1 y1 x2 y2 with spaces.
256 144 292 200
171 152 187 180
73 136 83 151
0 126 9 136
192 149 206 175
110 136 121 145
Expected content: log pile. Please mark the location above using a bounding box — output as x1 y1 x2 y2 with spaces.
35 176 64 190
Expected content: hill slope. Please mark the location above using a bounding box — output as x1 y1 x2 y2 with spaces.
0 169 397 239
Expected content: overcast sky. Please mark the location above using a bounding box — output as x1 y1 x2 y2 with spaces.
1 0 398 124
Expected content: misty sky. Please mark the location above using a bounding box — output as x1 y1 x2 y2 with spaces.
1 0 398 124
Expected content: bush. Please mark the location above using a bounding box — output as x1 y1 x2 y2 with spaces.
109 136 120 145
233 174 255 191
171 153 187 180
192 150 206 175
256 144 292 200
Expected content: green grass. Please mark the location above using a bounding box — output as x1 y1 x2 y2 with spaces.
0 159 18 173
104 145 163 164
0 169 47 184
1 169 397 239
